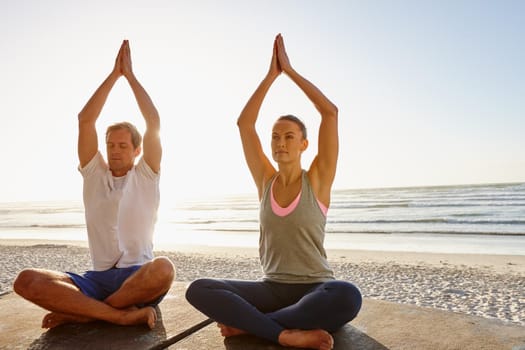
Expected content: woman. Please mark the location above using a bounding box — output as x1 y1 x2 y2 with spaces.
185 34 361 350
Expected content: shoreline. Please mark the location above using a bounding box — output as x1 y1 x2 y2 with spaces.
2 229 523 256
2 239 524 326
1 238 524 275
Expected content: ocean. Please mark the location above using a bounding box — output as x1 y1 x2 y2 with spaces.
1 182 524 255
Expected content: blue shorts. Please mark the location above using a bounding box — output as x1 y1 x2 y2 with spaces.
66 265 165 307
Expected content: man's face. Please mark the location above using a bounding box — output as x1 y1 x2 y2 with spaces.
106 129 140 176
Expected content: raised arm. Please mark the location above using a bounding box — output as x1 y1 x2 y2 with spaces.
237 37 281 198
77 42 124 167
120 40 162 173
276 34 339 206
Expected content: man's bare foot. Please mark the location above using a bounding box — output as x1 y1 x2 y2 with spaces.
217 323 248 337
278 329 334 350
42 312 93 329
121 306 157 329
42 307 156 330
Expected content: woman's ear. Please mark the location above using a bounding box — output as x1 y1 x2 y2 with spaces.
301 139 309 152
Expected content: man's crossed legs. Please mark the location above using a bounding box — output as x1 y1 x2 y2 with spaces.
13 257 175 329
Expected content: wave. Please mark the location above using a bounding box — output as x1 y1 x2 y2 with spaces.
0 224 85 229
176 205 259 211
170 219 259 225
180 228 525 236
331 200 525 210
326 230 525 236
188 228 260 233
327 218 525 225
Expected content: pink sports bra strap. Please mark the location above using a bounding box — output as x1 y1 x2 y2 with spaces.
271 178 328 217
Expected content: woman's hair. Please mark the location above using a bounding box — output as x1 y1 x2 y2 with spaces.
277 114 307 140
105 122 142 149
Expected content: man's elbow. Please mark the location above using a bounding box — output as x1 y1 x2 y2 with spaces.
236 116 246 129
78 112 88 124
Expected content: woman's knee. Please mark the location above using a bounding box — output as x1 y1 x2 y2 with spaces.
185 278 217 305
325 280 362 320
185 278 234 306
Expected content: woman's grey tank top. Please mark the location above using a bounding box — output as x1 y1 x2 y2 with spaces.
259 170 335 283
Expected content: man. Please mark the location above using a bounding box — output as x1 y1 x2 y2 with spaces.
14 40 174 329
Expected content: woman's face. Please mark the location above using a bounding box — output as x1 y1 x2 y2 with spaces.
271 119 308 164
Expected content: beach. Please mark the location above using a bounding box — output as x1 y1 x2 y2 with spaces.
1 183 524 330
1 239 523 327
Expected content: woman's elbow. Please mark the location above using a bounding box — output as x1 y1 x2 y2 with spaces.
323 104 338 120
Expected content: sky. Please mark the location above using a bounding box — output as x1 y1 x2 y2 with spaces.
1 0 524 203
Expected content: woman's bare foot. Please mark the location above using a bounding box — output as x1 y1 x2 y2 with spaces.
42 312 93 329
278 329 334 350
217 323 248 337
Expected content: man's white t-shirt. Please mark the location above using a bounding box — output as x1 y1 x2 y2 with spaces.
79 152 160 271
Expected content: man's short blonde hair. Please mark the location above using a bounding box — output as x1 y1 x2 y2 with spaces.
106 122 142 149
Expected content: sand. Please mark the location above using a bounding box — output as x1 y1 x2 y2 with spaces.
1 239 523 326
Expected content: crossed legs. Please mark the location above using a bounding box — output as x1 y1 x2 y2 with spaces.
13 256 175 329
185 279 362 350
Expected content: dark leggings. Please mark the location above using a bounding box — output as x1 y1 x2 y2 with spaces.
185 278 362 343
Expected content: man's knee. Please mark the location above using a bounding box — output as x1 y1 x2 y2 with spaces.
13 269 41 299
150 256 176 284
14 269 75 302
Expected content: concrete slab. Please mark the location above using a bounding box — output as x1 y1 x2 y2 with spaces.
171 299 525 350
352 299 525 350
0 282 208 350
1 282 524 350
170 322 389 350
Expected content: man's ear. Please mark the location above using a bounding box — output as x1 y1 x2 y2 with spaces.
134 145 142 157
